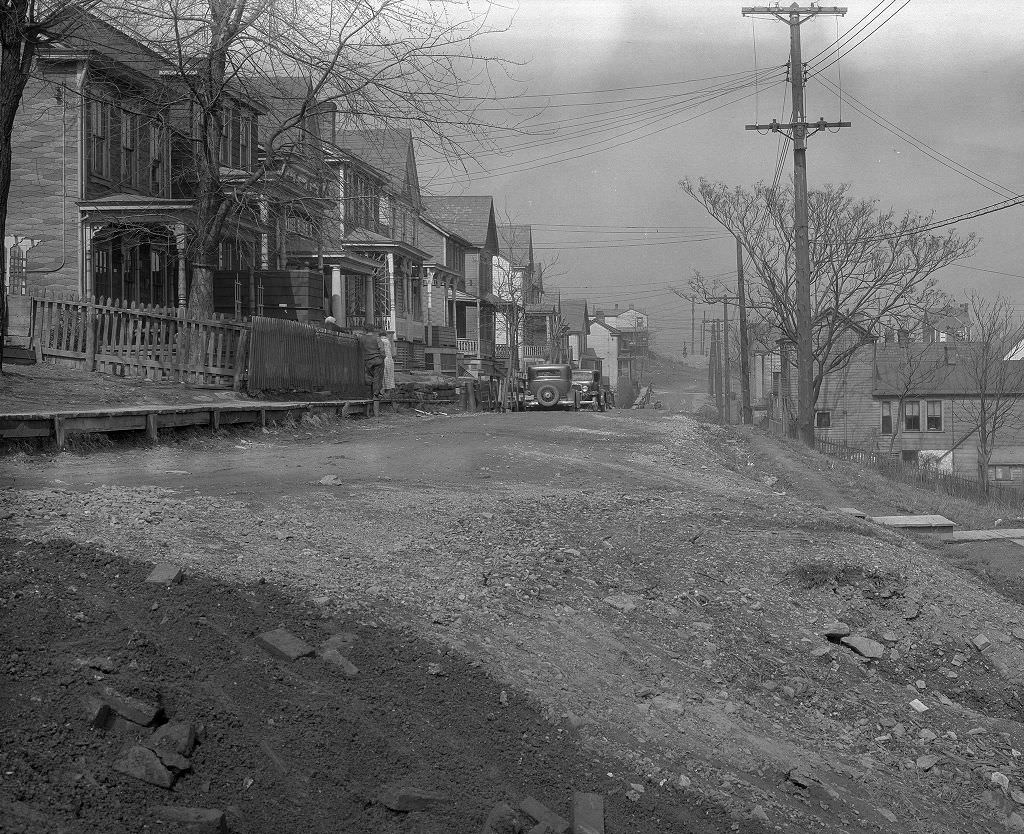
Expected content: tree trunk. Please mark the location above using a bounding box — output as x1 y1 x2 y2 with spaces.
0 10 35 373
977 443 991 495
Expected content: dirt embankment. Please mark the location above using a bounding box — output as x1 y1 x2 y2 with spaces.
5 410 1024 833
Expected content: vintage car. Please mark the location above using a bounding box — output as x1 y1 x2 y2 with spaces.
571 368 605 411
524 363 580 410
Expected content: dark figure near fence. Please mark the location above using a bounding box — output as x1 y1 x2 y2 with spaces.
359 328 385 397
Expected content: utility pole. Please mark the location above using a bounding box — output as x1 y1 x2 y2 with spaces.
691 297 696 357
701 310 707 355
736 236 752 424
722 298 732 424
711 320 724 421
742 3 849 445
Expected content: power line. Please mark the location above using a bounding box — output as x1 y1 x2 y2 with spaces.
815 76 1018 200
425 81 785 186
807 0 913 75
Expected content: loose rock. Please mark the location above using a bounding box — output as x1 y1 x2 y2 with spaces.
840 634 885 659
256 628 314 662
380 786 444 812
149 806 226 833
113 745 175 788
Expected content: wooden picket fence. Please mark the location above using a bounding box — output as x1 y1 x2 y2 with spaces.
29 294 250 387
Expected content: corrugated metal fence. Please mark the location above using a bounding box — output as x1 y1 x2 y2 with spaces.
246 316 368 397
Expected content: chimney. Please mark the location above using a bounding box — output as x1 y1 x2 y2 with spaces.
897 328 910 344
944 344 957 365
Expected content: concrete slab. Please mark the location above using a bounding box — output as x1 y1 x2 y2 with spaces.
256 628 314 662
939 528 1024 543
145 564 184 585
520 797 570 834
837 507 867 518
572 792 604 834
869 515 957 528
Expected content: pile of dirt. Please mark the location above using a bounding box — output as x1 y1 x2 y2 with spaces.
0 536 736 834
8 410 1024 832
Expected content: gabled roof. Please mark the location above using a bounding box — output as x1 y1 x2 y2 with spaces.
422 196 496 249
335 129 421 209
872 343 1024 397
44 8 170 80
497 224 533 268
560 298 589 333
589 318 621 335
419 214 474 250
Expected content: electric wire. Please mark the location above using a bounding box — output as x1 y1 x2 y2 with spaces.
425 81 786 185
806 0 913 76
815 76 1019 200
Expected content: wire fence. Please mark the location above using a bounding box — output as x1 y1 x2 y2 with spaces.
801 432 1024 511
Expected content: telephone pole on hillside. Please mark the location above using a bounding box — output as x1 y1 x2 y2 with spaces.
742 3 850 445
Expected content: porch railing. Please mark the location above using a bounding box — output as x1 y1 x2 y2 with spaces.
456 338 495 358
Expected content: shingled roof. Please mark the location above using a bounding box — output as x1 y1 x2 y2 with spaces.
497 224 533 268
872 343 1024 397
335 128 421 209
422 196 496 248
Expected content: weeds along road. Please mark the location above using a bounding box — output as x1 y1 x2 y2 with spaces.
5 407 1024 832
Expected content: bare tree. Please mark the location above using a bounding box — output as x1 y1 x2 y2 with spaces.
0 0 103 369
950 293 1024 491
682 178 977 444
119 0 510 319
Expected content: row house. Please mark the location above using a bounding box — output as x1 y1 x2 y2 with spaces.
4 11 546 380
6 11 187 305
417 214 470 376
421 196 500 378
493 224 560 371
323 128 431 369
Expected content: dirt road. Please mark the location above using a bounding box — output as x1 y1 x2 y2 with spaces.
5 404 1024 832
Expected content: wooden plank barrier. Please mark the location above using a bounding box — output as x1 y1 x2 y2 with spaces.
246 316 368 397
28 294 248 387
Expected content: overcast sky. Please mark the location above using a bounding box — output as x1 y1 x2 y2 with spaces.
419 0 1024 355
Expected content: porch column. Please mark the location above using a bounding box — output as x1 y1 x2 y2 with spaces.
476 297 482 356
174 223 187 311
365 272 375 326
330 265 344 321
425 269 433 345
82 223 98 300
259 198 270 269
386 252 397 335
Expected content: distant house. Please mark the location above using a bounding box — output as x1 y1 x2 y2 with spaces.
588 317 623 387
560 298 590 367
777 336 1024 483
421 196 500 378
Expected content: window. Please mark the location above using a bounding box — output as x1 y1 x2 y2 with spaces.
238 116 251 171
926 400 943 431
881 401 893 435
904 401 921 431
815 410 831 429
991 465 1015 482
88 99 111 178
121 111 137 185
150 124 166 195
